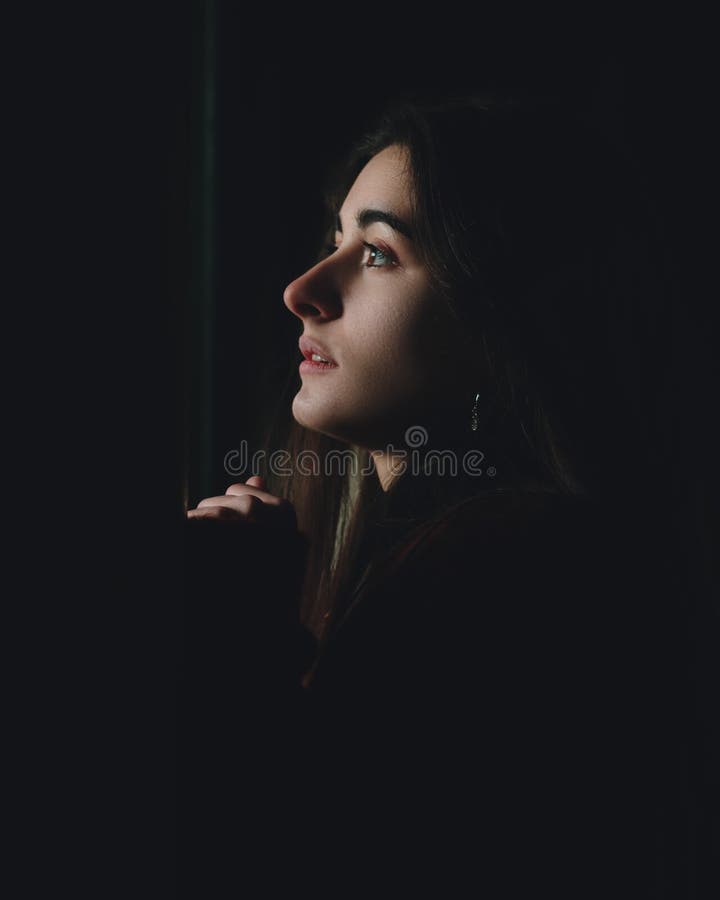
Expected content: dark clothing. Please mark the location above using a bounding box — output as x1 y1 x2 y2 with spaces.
297 481 668 894
179 475 677 896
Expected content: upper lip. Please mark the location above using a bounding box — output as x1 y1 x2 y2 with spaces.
299 334 338 365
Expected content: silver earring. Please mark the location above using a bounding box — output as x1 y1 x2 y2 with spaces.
470 393 480 431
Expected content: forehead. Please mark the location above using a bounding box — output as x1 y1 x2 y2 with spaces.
339 144 413 222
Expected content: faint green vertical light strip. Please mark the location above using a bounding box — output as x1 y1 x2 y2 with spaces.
189 0 217 505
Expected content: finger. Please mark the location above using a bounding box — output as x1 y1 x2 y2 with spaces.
188 495 296 528
224 483 284 505
186 506 247 520
195 494 265 516
245 474 266 489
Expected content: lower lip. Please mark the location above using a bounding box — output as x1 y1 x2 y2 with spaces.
299 359 339 374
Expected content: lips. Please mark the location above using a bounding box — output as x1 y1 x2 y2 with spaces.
299 334 338 366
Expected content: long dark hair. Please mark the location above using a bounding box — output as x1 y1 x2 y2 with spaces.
258 90 672 644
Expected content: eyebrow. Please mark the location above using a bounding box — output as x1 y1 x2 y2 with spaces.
335 208 414 240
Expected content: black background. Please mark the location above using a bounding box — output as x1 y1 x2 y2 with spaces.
19 4 717 896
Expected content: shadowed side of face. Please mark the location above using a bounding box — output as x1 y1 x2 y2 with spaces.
283 144 474 451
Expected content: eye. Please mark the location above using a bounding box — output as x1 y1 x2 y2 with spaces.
362 241 397 268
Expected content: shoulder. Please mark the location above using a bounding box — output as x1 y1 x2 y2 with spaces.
377 487 610 588
353 486 646 674
327 486 622 660
307 485 650 750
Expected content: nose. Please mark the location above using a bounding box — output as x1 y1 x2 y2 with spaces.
283 256 342 322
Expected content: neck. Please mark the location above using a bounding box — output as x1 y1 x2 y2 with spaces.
370 449 408 492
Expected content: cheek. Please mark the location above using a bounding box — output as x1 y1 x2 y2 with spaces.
372 298 460 381
344 299 428 389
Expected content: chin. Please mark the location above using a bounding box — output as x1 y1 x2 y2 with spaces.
291 393 318 428
292 394 337 436
290 399 356 447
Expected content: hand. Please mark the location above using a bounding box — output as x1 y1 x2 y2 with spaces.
184 474 313 687
186 475 297 530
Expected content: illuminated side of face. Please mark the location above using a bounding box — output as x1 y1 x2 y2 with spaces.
284 144 471 451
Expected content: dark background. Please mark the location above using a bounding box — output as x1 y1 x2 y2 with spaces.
25 4 716 896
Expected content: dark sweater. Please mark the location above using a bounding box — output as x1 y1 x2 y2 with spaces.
179 475 676 896
293 477 669 894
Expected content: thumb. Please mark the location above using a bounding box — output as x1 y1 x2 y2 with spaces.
245 474 266 490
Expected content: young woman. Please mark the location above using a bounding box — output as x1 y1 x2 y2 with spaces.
184 93 677 894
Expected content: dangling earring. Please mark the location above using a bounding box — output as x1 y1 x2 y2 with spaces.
470 392 480 432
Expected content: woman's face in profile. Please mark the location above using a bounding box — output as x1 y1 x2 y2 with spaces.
284 143 472 450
